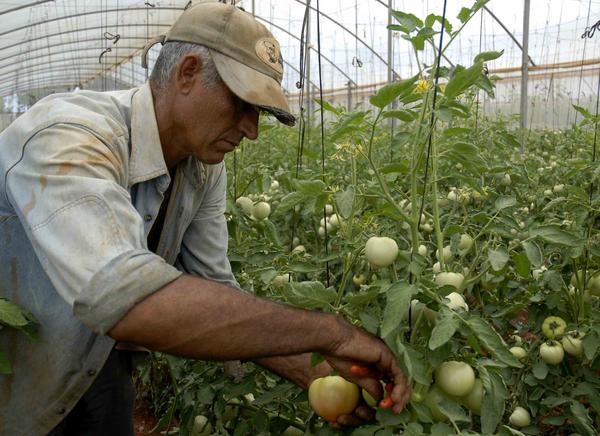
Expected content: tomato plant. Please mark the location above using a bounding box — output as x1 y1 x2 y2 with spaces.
133 4 600 435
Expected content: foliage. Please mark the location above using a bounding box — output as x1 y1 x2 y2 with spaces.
135 2 600 434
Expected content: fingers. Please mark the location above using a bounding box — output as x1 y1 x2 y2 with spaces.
334 404 375 428
325 357 384 401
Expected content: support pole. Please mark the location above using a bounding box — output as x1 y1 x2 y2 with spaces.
520 0 531 151
305 9 312 128
347 81 352 112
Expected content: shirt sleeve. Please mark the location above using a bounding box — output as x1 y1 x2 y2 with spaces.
4 123 182 334
175 163 241 290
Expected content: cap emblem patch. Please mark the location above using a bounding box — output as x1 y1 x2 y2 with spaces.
255 37 283 75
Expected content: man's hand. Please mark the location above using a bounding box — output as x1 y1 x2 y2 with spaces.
324 320 412 414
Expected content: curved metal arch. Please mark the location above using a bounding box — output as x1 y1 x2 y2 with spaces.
0 65 117 88
0 1 55 17
0 55 131 78
0 23 172 55
0 6 183 39
0 79 85 96
0 36 149 66
0 46 144 72
291 0 399 78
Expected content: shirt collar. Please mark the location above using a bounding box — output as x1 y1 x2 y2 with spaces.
128 83 169 188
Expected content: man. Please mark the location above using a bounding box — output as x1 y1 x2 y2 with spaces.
0 3 410 435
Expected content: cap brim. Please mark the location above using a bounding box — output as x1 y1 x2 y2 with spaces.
210 50 296 126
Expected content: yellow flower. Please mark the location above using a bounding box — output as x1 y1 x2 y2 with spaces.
415 79 430 93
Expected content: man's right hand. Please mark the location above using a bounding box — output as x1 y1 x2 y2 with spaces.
323 319 411 414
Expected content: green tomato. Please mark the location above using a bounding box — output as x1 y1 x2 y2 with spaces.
542 316 567 339
308 376 360 422
282 426 304 436
435 272 465 290
235 196 254 216
435 361 476 397
352 274 367 286
365 236 399 268
510 346 528 360
562 332 584 357
190 415 213 436
457 234 474 254
443 291 469 312
272 273 291 288
461 378 483 415
540 340 565 365
435 246 453 262
252 201 271 220
361 388 377 408
509 406 531 428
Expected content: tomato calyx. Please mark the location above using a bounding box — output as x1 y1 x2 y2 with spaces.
541 316 567 339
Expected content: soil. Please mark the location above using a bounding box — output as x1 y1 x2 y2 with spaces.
133 398 162 436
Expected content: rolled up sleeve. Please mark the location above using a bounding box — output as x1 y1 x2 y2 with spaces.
5 123 182 334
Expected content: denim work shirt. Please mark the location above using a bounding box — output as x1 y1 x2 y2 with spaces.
0 83 239 435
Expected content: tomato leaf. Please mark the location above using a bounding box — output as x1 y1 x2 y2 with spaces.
479 366 507 434
335 185 355 219
532 361 548 380
488 248 509 271
437 397 470 422
512 251 530 278
369 75 418 109
0 298 30 327
281 281 337 309
466 317 523 368
380 281 419 339
431 423 455 435
395 341 429 385
582 332 599 360
521 241 543 267
494 196 517 211
529 225 584 247
569 401 596 436
444 62 484 99
429 311 459 350
474 50 504 63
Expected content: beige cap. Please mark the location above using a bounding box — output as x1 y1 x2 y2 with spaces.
141 2 295 126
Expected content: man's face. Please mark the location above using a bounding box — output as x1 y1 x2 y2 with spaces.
168 55 260 166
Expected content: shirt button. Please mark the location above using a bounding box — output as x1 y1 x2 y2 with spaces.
144 214 153 222
87 369 96 376
58 407 66 415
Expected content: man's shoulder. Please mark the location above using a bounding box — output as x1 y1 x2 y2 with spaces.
15 88 138 143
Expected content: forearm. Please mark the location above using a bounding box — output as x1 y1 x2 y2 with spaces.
108 274 345 361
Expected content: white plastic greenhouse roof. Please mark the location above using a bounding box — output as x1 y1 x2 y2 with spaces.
0 0 599 100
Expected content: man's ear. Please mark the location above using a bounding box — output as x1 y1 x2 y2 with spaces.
174 54 203 94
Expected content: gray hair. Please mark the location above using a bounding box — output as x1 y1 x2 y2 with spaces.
149 42 221 90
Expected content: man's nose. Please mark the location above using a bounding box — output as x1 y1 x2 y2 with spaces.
239 107 259 140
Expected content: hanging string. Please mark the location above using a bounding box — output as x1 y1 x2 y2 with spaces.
574 0 592 126
409 0 448 334
288 1 311 256
418 0 449 233
315 0 330 287
475 8 483 132
295 1 311 179
590 72 599 205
